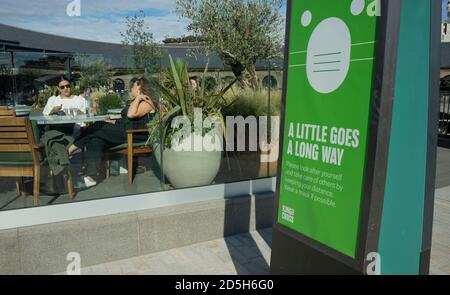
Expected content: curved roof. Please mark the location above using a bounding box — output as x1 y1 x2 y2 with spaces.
0 24 282 70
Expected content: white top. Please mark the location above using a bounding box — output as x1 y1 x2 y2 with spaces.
43 95 87 116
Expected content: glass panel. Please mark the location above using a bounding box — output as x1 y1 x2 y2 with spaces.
220 64 272 183
14 52 71 107
0 51 164 210
157 49 240 190
0 1 286 210
155 50 279 189
0 52 14 106
268 62 283 178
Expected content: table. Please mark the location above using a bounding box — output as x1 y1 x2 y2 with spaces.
29 115 111 125
8 105 32 117
108 108 123 114
108 109 123 120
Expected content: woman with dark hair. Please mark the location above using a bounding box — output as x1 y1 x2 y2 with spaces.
42 75 87 136
43 76 86 116
68 78 159 188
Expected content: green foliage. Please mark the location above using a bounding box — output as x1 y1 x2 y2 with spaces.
76 57 113 89
175 0 284 89
441 80 450 90
97 93 123 115
221 87 282 118
71 87 81 96
221 87 282 147
31 86 59 109
121 10 164 76
203 76 218 93
91 91 106 104
147 55 236 149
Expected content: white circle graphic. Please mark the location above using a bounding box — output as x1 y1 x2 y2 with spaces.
351 0 365 16
306 18 351 94
301 10 312 27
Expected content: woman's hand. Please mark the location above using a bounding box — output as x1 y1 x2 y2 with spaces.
128 95 154 119
136 95 152 106
50 105 63 115
136 95 155 109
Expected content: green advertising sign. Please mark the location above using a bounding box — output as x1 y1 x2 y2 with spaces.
278 0 379 258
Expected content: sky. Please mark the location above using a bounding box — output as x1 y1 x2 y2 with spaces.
444 0 448 22
1 0 443 44
0 0 190 43
0 0 287 44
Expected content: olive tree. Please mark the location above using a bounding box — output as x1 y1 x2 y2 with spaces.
121 10 164 76
176 0 284 90
76 56 113 90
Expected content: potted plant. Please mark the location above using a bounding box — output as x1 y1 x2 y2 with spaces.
147 55 235 188
97 93 123 115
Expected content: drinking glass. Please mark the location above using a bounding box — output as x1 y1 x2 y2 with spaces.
86 107 93 117
69 108 76 118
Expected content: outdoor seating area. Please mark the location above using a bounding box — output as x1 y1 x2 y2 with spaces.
0 100 160 205
0 78 274 209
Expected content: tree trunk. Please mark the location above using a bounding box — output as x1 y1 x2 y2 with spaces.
230 62 260 91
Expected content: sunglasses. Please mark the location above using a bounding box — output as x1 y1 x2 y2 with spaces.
59 84 71 90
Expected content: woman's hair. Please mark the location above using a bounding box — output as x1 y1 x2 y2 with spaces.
58 75 71 85
136 77 159 112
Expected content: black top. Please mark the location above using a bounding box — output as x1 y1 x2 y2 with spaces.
118 105 156 142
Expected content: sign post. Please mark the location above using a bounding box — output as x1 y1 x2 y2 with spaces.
270 0 440 275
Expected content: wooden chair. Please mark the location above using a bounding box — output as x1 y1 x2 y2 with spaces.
105 129 153 185
0 106 16 118
0 117 74 206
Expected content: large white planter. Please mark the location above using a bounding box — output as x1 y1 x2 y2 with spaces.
154 133 223 189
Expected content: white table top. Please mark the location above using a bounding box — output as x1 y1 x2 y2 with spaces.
108 108 123 114
29 115 111 125
8 105 32 117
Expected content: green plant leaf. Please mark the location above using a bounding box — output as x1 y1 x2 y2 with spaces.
200 60 209 98
161 105 182 125
154 82 178 107
215 111 228 143
169 55 187 116
205 79 237 110
182 62 193 115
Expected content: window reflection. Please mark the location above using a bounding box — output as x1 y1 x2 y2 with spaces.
0 8 283 210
